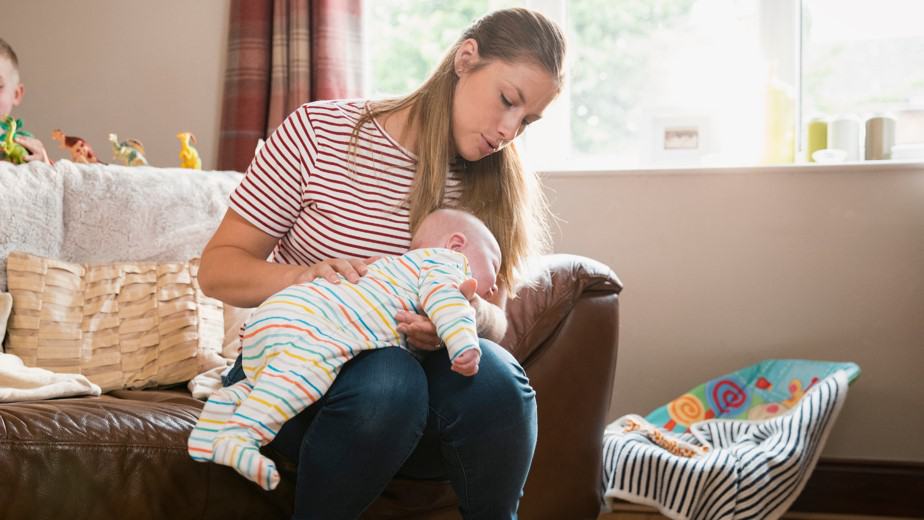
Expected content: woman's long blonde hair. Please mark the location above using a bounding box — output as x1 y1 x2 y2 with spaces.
353 8 565 291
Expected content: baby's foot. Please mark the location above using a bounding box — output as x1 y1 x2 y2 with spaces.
212 433 281 490
187 382 252 462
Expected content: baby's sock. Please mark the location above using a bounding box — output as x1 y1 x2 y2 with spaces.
187 381 253 462
212 432 281 490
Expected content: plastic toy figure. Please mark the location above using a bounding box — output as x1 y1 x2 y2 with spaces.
51 129 102 164
176 132 201 169
0 116 31 164
108 133 148 166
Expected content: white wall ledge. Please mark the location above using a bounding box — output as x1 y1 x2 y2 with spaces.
538 160 924 178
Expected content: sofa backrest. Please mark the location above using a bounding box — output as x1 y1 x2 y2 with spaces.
0 160 243 291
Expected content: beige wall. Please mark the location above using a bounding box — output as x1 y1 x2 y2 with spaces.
543 162 924 462
1 1 229 169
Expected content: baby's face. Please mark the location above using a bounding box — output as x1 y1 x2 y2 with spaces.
0 57 22 120
462 238 501 299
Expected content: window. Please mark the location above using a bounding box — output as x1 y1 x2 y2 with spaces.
363 0 924 170
802 0 924 154
363 0 516 98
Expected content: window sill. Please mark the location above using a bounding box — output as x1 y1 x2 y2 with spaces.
537 160 924 178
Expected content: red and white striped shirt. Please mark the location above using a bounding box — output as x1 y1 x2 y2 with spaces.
229 100 462 266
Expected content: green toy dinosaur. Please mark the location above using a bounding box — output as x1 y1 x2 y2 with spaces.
109 133 148 166
0 116 33 164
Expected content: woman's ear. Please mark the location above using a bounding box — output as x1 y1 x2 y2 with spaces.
445 232 468 251
453 38 480 76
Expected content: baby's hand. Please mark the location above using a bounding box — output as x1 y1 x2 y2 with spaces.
15 136 50 164
451 349 480 376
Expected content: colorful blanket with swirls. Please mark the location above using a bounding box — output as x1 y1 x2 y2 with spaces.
645 359 860 432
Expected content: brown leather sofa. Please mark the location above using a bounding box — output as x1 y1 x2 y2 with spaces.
0 254 621 520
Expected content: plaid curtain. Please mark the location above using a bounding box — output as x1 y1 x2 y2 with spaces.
217 0 363 172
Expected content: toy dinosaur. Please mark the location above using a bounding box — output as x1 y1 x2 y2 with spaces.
109 133 148 166
51 129 103 164
176 131 201 169
0 116 33 164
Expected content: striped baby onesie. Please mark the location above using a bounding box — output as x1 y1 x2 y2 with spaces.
188 247 480 490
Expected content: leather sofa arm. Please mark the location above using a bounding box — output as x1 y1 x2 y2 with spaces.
503 254 623 520
503 254 623 362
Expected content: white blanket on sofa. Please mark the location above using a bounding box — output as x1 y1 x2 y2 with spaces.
0 352 101 402
0 160 243 292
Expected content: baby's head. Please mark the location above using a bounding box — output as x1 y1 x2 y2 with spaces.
0 38 23 120
411 208 502 299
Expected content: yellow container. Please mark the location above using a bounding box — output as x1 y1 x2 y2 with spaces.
762 64 796 165
806 117 828 162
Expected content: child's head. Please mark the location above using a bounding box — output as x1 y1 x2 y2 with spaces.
0 38 23 120
411 208 502 299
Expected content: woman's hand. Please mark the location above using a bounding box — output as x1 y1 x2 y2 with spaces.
396 279 478 351
15 136 50 164
292 257 379 285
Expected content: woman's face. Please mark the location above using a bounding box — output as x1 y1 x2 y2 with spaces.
451 41 560 162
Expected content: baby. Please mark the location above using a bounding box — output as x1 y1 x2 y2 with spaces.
0 38 49 163
189 208 501 490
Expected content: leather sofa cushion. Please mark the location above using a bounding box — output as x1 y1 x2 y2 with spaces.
0 389 295 518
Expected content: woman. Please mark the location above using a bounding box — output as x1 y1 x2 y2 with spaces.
199 7 565 519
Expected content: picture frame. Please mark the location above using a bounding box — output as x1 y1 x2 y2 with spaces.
646 111 718 166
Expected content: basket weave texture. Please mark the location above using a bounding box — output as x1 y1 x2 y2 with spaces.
5 251 224 392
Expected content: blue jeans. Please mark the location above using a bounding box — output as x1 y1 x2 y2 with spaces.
223 339 537 520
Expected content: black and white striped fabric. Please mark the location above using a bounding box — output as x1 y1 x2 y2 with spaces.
602 371 850 519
